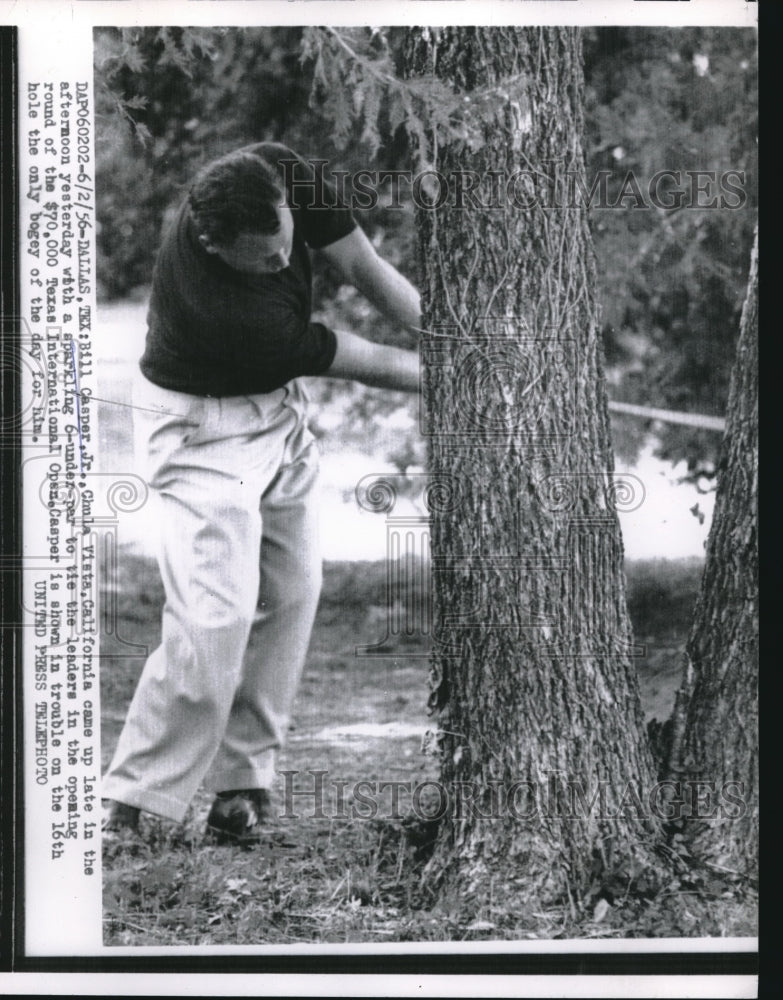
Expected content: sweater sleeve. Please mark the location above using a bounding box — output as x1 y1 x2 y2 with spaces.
242 140 358 249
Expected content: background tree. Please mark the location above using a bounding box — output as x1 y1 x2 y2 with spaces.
666 227 758 876
402 26 666 910
582 27 757 481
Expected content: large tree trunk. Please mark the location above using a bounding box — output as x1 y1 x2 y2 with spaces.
668 229 758 876
404 27 666 909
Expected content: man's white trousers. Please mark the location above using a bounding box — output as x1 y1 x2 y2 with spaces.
102 376 322 822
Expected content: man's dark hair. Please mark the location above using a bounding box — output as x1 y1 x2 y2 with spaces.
188 150 285 247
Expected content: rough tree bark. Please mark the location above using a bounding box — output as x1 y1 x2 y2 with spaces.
403 27 666 910
668 228 758 876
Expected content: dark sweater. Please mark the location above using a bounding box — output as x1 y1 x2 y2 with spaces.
140 141 356 396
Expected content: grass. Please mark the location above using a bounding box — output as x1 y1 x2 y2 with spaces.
101 555 757 946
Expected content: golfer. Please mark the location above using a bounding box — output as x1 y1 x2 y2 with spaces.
102 141 421 844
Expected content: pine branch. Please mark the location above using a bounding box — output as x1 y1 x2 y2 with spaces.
95 26 226 145
300 27 532 165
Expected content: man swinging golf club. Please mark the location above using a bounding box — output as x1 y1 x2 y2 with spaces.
102 141 420 845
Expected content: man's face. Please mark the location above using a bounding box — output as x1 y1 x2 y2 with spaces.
200 204 294 275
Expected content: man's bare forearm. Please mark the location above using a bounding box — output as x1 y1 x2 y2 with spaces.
324 329 419 392
319 227 422 334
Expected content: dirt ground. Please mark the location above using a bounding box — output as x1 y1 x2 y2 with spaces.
100 554 757 946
